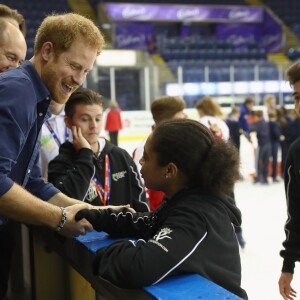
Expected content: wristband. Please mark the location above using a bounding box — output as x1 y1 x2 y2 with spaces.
55 207 67 232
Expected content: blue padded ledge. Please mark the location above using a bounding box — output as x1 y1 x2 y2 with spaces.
76 231 129 253
76 231 242 300
145 274 242 300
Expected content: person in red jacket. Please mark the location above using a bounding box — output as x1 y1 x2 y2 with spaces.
105 100 122 146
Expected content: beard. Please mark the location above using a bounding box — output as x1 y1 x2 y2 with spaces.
41 63 76 105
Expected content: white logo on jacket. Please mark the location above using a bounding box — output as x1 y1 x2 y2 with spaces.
149 227 172 252
154 227 172 241
112 170 127 181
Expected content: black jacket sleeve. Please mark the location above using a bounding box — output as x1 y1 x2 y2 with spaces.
280 139 300 273
122 151 149 212
92 205 208 289
48 147 94 200
75 208 156 239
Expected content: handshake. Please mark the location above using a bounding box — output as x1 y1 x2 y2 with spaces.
75 206 130 232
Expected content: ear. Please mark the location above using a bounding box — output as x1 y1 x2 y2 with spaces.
165 162 178 179
40 42 54 62
64 116 72 129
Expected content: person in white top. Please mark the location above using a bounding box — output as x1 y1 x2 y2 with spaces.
39 104 69 180
195 96 230 140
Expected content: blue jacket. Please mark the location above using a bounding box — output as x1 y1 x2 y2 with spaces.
0 61 60 204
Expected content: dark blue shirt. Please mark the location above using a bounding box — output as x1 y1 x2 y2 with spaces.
250 119 271 146
269 120 281 143
0 61 60 223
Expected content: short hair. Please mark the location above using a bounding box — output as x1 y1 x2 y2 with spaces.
34 13 105 56
151 119 240 196
195 96 223 118
255 110 263 118
244 98 255 105
286 62 300 86
264 94 276 106
65 88 104 118
151 96 186 124
109 100 119 108
231 106 240 115
0 4 26 35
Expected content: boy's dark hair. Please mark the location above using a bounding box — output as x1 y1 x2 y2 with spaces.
255 110 263 118
65 88 104 118
244 98 254 105
286 62 300 86
152 119 240 196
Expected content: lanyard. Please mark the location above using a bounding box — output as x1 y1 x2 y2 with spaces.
45 120 70 147
92 154 111 206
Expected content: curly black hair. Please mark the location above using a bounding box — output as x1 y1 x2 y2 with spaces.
151 119 240 196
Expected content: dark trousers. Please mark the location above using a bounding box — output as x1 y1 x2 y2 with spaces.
270 141 279 179
257 143 271 180
109 131 119 146
0 221 15 300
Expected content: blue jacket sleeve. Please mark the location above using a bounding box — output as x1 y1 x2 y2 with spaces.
0 77 32 196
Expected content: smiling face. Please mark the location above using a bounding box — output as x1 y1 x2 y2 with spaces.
40 39 97 104
68 104 103 146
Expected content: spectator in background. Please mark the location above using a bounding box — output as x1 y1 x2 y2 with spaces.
239 98 255 141
39 107 70 180
0 20 26 73
263 94 277 120
250 110 271 184
268 111 281 183
195 96 230 140
105 100 122 146
133 95 187 211
195 96 246 248
48 88 148 212
0 4 26 36
226 106 242 150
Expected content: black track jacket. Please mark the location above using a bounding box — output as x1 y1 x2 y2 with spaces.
92 188 248 299
48 140 149 212
281 138 300 273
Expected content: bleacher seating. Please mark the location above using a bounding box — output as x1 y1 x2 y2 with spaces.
1 0 72 59
155 31 275 82
3 0 281 83
263 0 300 60
94 0 246 4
